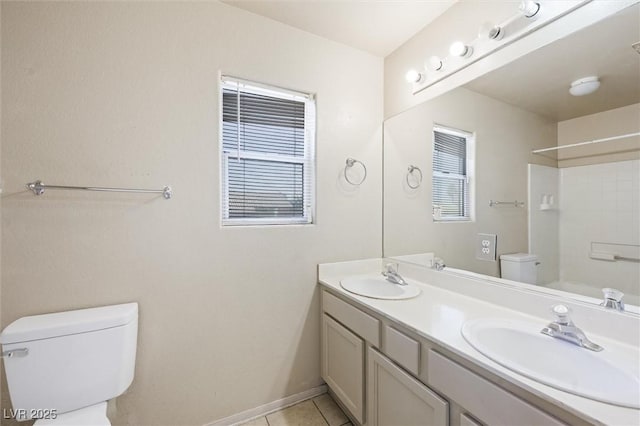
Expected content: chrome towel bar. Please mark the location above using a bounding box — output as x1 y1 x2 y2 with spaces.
26 180 172 199
489 200 524 207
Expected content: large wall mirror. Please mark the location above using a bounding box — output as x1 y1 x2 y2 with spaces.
383 3 640 307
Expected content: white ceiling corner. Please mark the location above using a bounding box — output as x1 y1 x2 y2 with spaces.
221 0 457 57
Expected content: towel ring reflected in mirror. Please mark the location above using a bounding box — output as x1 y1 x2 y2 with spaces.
406 165 423 189
344 158 367 186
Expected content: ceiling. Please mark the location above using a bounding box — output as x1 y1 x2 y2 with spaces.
221 0 456 57
465 3 640 122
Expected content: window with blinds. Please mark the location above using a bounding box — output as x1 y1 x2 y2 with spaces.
432 125 474 221
220 77 315 225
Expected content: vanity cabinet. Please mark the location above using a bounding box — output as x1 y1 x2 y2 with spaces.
367 347 448 426
322 289 447 425
321 288 576 426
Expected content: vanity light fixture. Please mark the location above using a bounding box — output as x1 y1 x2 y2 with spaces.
405 69 424 83
407 0 558 89
426 56 444 71
519 1 541 18
449 41 473 58
569 76 600 96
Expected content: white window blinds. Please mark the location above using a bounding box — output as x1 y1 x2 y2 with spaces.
221 77 315 225
433 126 471 220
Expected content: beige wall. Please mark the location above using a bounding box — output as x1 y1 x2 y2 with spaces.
0 2 382 425
383 87 556 277
557 103 640 168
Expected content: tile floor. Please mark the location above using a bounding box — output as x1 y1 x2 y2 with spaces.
239 393 352 426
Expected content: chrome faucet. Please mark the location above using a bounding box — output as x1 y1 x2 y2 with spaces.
432 257 446 271
600 288 625 312
541 305 603 352
382 263 408 286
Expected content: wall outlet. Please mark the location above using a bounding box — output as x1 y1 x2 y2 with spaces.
476 233 497 261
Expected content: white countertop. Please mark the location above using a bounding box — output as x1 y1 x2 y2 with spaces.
318 258 640 426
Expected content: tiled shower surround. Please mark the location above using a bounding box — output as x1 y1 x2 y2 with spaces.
559 159 640 299
529 160 640 303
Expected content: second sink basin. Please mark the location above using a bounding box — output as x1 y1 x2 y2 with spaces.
462 318 640 408
340 275 421 300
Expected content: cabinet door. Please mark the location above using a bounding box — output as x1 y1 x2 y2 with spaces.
322 314 365 424
368 348 448 426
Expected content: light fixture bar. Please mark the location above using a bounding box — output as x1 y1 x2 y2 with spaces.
405 0 595 95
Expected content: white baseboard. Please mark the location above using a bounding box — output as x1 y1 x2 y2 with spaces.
206 384 328 426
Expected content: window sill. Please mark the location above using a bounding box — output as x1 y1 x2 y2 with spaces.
222 218 314 227
433 218 474 223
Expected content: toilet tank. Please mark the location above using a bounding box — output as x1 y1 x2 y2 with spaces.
0 303 138 421
500 253 538 284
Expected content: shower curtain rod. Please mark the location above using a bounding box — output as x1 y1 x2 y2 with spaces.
531 131 640 154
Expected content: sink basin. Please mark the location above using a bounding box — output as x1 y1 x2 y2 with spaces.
462 319 640 408
340 275 421 300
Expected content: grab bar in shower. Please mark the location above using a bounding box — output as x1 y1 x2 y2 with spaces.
26 180 173 199
589 242 639 263
590 252 640 263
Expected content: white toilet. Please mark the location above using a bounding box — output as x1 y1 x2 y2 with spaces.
500 253 539 284
0 303 138 424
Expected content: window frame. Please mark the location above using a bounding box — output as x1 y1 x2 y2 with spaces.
219 76 316 226
432 124 475 223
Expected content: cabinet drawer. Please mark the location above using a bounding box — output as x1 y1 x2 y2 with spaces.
428 351 566 426
323 290 380 347
384 326 420 375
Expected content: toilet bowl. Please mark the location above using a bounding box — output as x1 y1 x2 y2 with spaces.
0 303 138 424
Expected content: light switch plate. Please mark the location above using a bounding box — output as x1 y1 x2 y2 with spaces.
476 233 497 261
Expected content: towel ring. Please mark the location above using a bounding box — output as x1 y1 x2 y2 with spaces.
406 165 423 189
344 158 367 186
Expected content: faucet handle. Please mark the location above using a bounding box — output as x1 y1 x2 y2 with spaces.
551 304 572 325
602 287 624 301
431 257 445 271
384 262 399 273
601 288 624 311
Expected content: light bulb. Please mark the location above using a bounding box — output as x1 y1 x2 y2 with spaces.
479 22 504 40
426 56 443 71
519 1 540 18
405 69 423 84
449 41 472 58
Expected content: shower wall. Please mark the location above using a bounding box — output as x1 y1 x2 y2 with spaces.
528 164 559 285
529 159 640 299
558 160 640 297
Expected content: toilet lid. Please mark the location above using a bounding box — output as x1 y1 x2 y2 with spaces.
34 402 110 426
